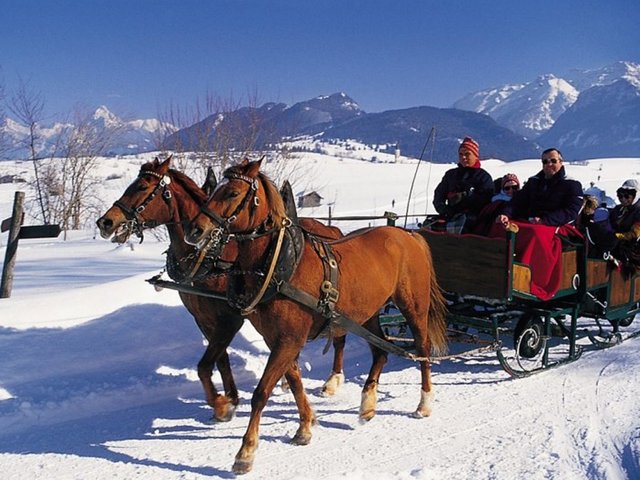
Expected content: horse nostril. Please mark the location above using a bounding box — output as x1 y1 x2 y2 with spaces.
97 218 113 230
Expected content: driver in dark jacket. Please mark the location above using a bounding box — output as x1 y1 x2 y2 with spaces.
498 148 583 227
433 136 494 233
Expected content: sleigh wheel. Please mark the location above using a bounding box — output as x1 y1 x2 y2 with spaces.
514 315 545 359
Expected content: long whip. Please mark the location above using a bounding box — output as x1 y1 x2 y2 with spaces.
403 126 436 228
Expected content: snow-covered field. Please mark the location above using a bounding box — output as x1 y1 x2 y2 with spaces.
1 149 640 479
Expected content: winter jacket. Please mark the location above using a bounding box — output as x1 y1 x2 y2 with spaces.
433 164 494 220
610 200 640 240
502 166 583 226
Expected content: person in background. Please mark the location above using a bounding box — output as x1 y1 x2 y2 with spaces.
610 179 640 240
497 148 583 227
472 173 521 235
492 173 520 202
432 136 494 233
609 179 640 276
580 194 617 260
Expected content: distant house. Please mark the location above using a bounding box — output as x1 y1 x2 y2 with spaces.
0 174 26 184
297 191 323 208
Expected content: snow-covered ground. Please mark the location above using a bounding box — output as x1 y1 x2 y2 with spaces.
1 150 639 479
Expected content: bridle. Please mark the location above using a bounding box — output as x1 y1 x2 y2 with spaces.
112 170 174 242
198 171 261 235
194 170 290 268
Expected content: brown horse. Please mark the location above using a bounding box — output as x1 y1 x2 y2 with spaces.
184 158 448 475
96 157 345 423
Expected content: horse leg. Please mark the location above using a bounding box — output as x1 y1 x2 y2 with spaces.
285 360 316 445
197 345 236 422
407 315 434 418
359 317 387 422
233 343 310 475
214 349 240 420
321 334 346 396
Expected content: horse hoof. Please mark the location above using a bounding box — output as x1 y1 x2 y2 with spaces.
358 410 376 423
291 431 312 446
321 372 345 397
411 408 431 419
232 458 253 475
213 403 237 422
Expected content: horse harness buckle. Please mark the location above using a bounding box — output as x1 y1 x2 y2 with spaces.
321 280 339 306
315 241 339 317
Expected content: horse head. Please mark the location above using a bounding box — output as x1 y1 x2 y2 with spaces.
97 155 204 243
184 158 287 250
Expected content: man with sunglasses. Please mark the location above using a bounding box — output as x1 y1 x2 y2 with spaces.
497 148 583 227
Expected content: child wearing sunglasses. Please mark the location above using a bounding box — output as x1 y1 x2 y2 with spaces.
491 173 521 202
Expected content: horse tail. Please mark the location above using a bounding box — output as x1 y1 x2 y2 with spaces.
427 254 449 357
413 232 448 356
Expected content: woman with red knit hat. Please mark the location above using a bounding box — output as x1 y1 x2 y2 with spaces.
432 136 494 233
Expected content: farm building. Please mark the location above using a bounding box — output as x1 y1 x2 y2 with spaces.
297 191 323 208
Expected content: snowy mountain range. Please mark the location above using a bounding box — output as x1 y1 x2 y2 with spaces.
453 74 579 139
2 61 639 161
454 61 640 158
163 92 539 163
1 106 175 160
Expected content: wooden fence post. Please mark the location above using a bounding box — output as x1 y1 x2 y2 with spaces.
1 191 25 298
384 211 398 226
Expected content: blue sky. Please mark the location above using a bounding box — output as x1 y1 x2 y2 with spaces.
1 0 639 121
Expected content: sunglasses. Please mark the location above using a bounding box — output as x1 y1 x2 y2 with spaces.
617 189 636 199
503 185 519 192
542 158 560 165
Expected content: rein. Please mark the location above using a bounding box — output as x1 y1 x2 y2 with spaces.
239 220 289 316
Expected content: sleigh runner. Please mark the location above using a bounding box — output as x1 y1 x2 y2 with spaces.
379 223 640 377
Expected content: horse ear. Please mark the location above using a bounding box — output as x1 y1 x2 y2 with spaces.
202 166 218 196
158 156 171 174
280 180 299 223
246 158 263 177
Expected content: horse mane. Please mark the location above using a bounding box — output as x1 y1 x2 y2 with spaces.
139 160 208 205
259 172 287 226
169 168 208 204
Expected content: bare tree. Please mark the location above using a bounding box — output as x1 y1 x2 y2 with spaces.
49 106 127 237
7 78 54 222
156 90 279 182
0 72 10 159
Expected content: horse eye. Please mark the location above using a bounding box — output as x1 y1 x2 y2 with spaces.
137 181 150 191
226 190 240 199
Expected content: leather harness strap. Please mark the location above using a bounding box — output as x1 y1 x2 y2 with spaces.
309 236 340 317
239 224 288 316
276 281 425 361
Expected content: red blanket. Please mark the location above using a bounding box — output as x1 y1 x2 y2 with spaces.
488 221 583 300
